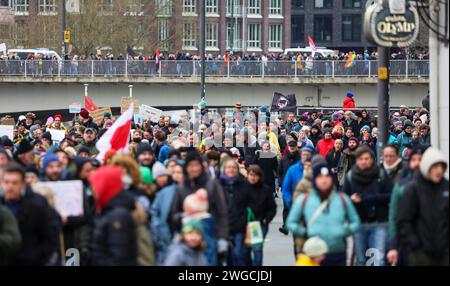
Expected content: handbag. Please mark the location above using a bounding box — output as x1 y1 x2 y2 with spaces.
244 207 264 247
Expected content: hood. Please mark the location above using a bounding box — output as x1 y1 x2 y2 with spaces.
343 97 354 104
419 147 448 180
89 165 124 212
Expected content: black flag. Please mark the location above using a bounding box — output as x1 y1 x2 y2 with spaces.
270 92 297 112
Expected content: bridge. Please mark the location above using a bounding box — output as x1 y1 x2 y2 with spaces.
0 60 429 114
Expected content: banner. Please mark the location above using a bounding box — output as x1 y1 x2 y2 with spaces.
121 97 139 114
91 107 112 125
0 43 6 53
48 129 66 144
0 125 14 140
0 117 15 126
34 180 84 217
140 104 163 123
270 92 297 112
164 110 187 123
69 102 82 114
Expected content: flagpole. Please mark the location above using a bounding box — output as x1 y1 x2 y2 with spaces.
129 85 133 98
84 83 88 97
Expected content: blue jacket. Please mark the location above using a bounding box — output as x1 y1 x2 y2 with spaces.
396 131 412 155
150 184 176 265
281 161 304 208
286 190 361 253
158 143 170 163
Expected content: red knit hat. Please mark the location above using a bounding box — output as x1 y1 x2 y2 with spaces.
80 109 90 119
89 165 124 211
54 114 62 121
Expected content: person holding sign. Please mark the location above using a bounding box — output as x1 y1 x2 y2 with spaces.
48 114 69 135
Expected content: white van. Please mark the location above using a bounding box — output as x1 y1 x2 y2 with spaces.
284 47 336 58
7 48 63 61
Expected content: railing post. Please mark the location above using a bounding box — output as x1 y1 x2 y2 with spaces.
193 60 196 77
227 61 230 78
125 60 128 78
159 61 162 78
405 59 409 78
332 61 335 78
24 61 27 78
91 60 94 78
294 61 297 78
261 62 265 78
368 61 371 78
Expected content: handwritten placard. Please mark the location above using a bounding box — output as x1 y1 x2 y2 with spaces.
34 180 84 217
91 107 112 125
120 97 139 114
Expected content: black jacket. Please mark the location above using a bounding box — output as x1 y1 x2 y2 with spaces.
1 187 55 265
343 119 361 138
247 182 277 225
278 151 300 187
220 175 251 235
398 174 449 257
253 150 278 191
91 191 137 266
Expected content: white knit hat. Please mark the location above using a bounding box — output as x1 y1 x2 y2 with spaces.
303 236 328 257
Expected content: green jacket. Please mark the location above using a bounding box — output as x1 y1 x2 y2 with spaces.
75 140 99 157
0 205 22 265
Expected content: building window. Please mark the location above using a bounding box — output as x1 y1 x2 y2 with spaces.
342 14 361 41
99 0 114 13
183 0 196 14
183 22 196 49
206 23 218 48
248 0 261 15
314 0 332 9
206 0 217 14
158 19 169 50
247 23 261 48
156 0 172 16
226 0 242 16
314 15 332 41
343 0 361 9
13 0 28 14
13 22 28 47
227 20 242 49
291 15 304 46
269 24 282 49
127 0 144 15
291 0 304 9
269 0 282 15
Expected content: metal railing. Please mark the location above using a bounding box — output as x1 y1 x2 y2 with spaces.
0 60 429 78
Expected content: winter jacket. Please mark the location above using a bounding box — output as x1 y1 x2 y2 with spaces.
247 181 277 224
151 184 176 265
317 138 335 158
220 175 251 235
157 143 170 163
0 205 22 266
253 150 278 191
164 242 209 266
75 140 99 157
170 172 229 239
282 160 304 208
397 149 449 259
1 187 55 265
309 133 321 148
342 164 392 223
337 148 356 187
342 119 360 138
296 254 319 266
278 151 300 187
293 168 313 201
286 190 361 253
238 138 259 168
382 159 404 186
396 131 413 155
91 191 137 266
343 97 356 110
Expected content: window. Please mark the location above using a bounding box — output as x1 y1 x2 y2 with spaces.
127 0 144 15
13 22 28 47
247 23 261 48
206 23 218 48
269 24 282 50
158 19 169 50
156 0 172 16
13 0 28 14
248 0 260 15
314 0 332 8
342 14 361 41
227 20 242 49
206 0 217 14
183 22 196 48
291 15 304 46
99 0 114 13
41 21 57 49
269 0 282 15
291 0 304 9
343 0 361 8
38 0 56 14
226 0 242 15
0 0 10 6
314 15 332 41
183 0 196 14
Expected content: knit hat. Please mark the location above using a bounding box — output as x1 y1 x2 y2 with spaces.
198 100 207 109
290 131 299 142
393 121 403 128
303 236 328 258
1 137 14 148
103 112 112 118
183 189 209 217
42 153 60 170
152 161 169 179
301 145 316 155
294 124 302 132
361 125 371 133
54 114 62 121
15 140 34 155
312 161 332 179
42 131 53 142
89 165 124 211
139 166 153 185
392 112 400 119
348 137 359 145
288 140 298 147
182 218 204 235
403 119 413 129
346 92 354 98
136 143 154 158
79 109 90 119
419 147 448 180
259 106 268 112
77 146 90 155
29 125 39 133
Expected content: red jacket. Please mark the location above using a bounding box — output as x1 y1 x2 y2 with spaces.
343 97 356 110
317 138 335 158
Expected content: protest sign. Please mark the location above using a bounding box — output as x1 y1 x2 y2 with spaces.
133 114 146 125
163 110 187 123
120 97 139 114
34 180 84 217
0 43 6 54
0 117 15 126
69 102 82 114
91 107 112 125
140 104 162 122
48 129 66 144
0 125 14 140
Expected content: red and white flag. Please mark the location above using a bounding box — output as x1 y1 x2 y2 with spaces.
85 95 98 112
96 103 133 162
307 35 317 52
155 48 160 65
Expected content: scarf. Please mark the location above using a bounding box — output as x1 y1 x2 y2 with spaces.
219 173 238 185
383 158 402 174
352 163 379 185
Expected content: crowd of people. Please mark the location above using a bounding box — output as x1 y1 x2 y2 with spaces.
0 91 447 266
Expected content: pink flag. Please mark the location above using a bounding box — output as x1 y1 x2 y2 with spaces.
307 35 317 52
96 103 134 162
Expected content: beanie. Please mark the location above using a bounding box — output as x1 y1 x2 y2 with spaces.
183 189 209 217
139 166 153 185
346 92 354 98
89 165 124 211
79 109 90 119
42 131 53 142
54 114 63 121
15 140 34 155
152 161 169 179
42 153 60 170
136 143 154 158
182 218 204 236
312 161 332 179
361 125 371 133
303 236 328 258
403 119 413 129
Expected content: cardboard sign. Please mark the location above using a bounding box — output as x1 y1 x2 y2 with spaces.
0 117 15 126
133 114 147 125
140 104 163 123
91 107 112 125
69 102 82 114
164 110 188 123
0 125 14 140
48 129 66 144
120 97 139 114
34 180 84 217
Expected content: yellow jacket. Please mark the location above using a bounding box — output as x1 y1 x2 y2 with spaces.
296 254 319 266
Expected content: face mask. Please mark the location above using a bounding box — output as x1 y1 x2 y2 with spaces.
122 174 133 190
